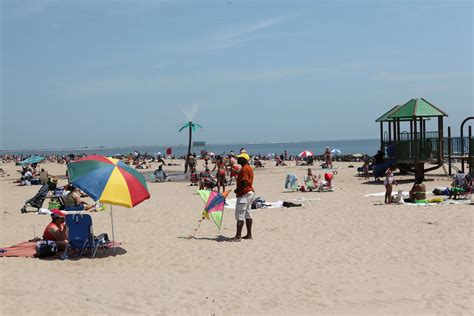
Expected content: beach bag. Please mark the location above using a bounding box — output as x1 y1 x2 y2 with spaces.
35 240 58 258
251 197 266 209
282 201 302 208
432 187 449 195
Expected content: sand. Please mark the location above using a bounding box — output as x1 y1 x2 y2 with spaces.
0 160 472 315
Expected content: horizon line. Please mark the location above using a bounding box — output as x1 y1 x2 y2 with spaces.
0 138 381 153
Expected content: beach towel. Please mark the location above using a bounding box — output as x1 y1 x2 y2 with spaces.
0 241 37 258
365 191 411 197
225 198 284 210
0 240 122 258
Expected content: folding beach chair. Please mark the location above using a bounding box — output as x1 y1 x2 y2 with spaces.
285 174 299 191
65 213 109 258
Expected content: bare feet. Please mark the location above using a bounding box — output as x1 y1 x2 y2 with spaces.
230 237 241 242
242 235 252 240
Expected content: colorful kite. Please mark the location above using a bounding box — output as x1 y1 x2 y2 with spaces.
198 190 231 231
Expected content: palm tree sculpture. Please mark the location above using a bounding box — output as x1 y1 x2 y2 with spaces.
179 121 203 174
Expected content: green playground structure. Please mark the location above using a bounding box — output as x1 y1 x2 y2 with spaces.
375 98 473 179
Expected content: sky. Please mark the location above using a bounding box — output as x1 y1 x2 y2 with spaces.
1 0 472 150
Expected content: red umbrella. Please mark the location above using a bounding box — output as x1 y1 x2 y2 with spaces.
298 150 314 158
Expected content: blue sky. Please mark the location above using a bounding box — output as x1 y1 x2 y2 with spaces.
1 0 472 150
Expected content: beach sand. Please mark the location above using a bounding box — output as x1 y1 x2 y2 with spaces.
0 160 472 314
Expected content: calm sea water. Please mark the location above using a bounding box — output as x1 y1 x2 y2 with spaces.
0 139 380 157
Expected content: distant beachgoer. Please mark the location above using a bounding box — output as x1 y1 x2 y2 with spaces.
198 167 214 190
374 150 384 164
384 166 397 204
324 147 333 169
212 155 228 193
39 168 49 184
254 157 263 168
362 161 370 179
187 154 196 172
240 148 247 154
232 153 255 241
24 168 33 180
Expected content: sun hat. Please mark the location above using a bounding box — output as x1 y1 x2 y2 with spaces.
51 209 65 219
237 153 250 161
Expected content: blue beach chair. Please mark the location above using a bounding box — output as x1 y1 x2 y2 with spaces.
65 213 108 258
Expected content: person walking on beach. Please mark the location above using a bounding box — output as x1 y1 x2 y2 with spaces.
212 155 228 193
324 147 333 169
232 153 255 241
384 166 397 204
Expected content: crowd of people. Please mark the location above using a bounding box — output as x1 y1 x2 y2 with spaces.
2 145 471 258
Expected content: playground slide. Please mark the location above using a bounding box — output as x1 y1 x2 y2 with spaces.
373 159 396 179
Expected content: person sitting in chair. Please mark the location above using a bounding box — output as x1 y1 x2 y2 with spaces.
198 168 215 190
409 177 427 203
304 168 319 191
39 168 49 184
43 209 69 251
449 172 472 199
64 185 95 211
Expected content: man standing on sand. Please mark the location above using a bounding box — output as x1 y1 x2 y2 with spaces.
232 153 255 241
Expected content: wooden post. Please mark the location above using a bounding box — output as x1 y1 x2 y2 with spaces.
469 126 472 176
410 120 414 158
413 117 418 162
448 126 452 176
397 119 401 141
393 121 397 146
388 122 392 143
461 126 465 173
438 116 444 164
380 122 384 150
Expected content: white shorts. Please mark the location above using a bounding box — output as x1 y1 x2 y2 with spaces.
235 191 255 221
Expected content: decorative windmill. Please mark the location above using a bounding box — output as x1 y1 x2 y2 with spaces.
179 105 202 174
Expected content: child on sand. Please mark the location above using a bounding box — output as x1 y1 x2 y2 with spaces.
384 166 397 204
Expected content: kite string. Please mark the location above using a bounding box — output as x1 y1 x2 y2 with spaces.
189 219 203 239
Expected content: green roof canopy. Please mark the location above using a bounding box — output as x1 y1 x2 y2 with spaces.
376 105 401 122
388 98 448 119
375 104 431 122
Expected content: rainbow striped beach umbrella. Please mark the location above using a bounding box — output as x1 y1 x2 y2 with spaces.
67 155 150 208
67 155 150 254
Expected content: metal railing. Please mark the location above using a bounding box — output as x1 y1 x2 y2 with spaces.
384 131 440 142
380 136 472 162
394 139 439 161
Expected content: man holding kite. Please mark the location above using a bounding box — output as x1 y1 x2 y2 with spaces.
232 153 255 241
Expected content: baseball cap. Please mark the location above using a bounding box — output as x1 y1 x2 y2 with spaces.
237 153 250 161
51 209 65 219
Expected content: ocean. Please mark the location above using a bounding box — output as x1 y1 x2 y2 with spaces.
0 139 380 157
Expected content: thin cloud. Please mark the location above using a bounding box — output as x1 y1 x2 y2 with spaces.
162 15 293 54
373 72 471 81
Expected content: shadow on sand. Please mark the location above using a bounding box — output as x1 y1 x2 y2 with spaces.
178 235 235 242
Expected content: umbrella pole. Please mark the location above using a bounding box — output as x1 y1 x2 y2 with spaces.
110 204 116 255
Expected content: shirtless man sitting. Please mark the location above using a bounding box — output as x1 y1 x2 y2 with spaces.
409 177 426 203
